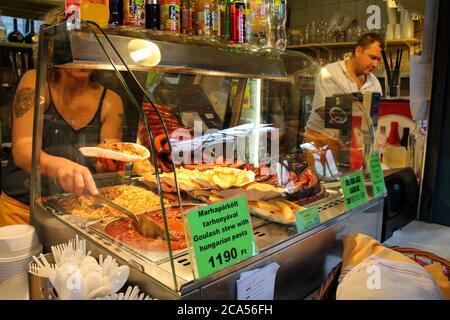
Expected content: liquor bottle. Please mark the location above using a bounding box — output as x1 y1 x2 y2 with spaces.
110 0 124 25
386 121 400 146
24 20 39 44
400 127 410 148
145 0 160 29
0 10 7 42
7 18 24 43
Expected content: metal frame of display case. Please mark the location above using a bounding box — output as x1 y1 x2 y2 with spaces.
30 23 385 300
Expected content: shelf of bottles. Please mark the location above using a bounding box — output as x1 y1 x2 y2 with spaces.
68 0 289 55
0 13 39 47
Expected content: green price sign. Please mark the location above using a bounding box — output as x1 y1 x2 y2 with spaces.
369 151 387 197
187 195 256 278
341 171 368 210
295 207 321 233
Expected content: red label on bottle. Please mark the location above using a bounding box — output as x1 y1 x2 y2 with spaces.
230 3 245 43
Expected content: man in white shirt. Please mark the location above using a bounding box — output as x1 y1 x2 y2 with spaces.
304 33 384 177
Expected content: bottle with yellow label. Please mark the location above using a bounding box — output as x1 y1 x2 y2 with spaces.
80 0 110 27
160 0 181 32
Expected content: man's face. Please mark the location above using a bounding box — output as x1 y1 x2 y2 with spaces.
354 42 383 75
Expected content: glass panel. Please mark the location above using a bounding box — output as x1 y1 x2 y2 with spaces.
143 58 377 270
31 21 378 288
31 21 191 292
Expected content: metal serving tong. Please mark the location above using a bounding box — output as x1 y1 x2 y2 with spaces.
90 194 175 240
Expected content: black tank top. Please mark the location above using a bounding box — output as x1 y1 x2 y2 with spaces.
3 86 107 205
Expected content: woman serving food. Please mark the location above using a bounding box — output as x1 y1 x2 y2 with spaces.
0 8 126 226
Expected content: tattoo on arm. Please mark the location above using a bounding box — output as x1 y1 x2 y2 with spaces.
14 88 35 118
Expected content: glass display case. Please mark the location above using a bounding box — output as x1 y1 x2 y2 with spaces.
30 21 385 299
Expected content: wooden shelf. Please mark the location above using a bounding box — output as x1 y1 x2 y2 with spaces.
287 38 420 50
0 41 34 49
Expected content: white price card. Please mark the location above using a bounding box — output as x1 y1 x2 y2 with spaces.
236 262 280 300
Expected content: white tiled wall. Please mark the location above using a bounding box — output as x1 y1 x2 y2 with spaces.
289 0 425 29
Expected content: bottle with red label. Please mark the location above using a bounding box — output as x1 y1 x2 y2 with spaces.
160 0 181 32
230 0 246 43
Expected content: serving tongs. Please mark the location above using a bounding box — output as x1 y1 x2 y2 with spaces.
90 194 175 240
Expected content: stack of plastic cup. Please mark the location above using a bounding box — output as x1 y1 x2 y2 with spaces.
0 225 42 283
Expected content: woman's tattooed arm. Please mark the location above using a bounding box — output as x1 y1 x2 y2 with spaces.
14 88 35 118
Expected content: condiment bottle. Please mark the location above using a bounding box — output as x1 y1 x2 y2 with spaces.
145 0 160 29
109 0 124 25
386 121 401 146
400 127 410 148
160 0 181 32
181 0 194 35
194 0 217 36
124 0 146 27
230 0 246 43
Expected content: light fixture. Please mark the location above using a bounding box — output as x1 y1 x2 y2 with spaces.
128 39 161 66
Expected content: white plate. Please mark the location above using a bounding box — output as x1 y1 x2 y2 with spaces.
79 143 150 163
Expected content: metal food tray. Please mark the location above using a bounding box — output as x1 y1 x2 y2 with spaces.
86 217 188 265
44 194 189 264
42 183 193 265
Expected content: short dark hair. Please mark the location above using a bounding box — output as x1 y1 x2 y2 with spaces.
355 33 385 51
